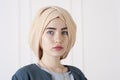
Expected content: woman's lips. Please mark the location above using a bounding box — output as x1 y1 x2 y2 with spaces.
53 46 63 51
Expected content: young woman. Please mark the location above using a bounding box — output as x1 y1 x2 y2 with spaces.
12 6 87 80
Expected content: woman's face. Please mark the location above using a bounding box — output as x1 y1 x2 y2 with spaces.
41 18 69 58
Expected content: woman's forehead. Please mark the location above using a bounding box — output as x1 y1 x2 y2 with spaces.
46 18 67 29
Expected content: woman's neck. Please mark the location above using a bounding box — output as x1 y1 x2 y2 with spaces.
38 55 68 73
39 55 61 68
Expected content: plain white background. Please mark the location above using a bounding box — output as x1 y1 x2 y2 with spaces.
0 0 120 80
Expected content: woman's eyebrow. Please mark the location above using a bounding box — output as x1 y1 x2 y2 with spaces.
46 27 56 30
61 27 67 30
46 27 67 30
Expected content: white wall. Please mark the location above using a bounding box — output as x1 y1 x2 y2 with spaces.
0 0 19 79
83 0 120 80
0 0 120 80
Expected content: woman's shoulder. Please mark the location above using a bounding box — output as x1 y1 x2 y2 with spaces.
15 64 36 74
12 64 39 80
66 65 82 72
66 65 87 80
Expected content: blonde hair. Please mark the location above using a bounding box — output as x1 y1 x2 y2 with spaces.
29 6 76 60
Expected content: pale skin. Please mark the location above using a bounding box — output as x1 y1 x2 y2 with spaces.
38 18 69 73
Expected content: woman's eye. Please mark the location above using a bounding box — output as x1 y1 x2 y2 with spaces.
62 31 68 35
47 31 54 35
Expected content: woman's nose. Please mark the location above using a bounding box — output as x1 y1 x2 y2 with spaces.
54 32 63 43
